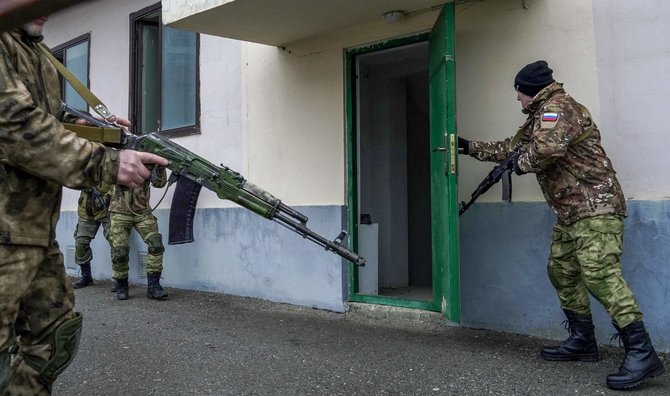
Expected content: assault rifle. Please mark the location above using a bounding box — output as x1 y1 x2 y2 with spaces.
459 151 520 216
61 103 365 266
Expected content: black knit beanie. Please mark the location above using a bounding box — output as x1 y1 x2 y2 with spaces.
514 60 554 97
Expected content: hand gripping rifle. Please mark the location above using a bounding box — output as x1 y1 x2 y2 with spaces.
459 151 520 216
61 103 365 266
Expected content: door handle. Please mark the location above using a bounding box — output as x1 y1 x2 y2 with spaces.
449 134 456 175
433 132 448 152
432 133 456 175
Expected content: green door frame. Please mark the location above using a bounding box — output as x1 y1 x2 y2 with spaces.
429 4 460 321
345 4 460 320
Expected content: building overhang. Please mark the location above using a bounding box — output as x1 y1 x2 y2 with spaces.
162 0 450 47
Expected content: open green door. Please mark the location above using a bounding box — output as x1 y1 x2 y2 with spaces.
429 3 460 321
346 3 459 319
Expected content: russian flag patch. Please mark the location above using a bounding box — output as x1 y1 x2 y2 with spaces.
542 112 559 122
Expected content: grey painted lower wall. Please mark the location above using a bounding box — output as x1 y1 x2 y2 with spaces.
57 205 349 312
58 200 670 352
459 200 670 352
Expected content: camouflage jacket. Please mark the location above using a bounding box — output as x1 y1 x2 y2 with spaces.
78 181 112 221
0 30 119 246
109 166 167 215
469 82 626 225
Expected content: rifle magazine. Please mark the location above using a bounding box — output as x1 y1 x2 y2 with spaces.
168 176 202 245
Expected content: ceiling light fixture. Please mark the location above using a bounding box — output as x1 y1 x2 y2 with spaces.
382 10 407 24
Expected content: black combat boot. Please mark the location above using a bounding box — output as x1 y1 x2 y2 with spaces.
606 321 665 390
146 272 168 300
114 278 129 300
541 310 599 361
73 263 94 289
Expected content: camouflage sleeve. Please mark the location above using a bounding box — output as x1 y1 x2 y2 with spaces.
516 103 582 173
469 137 516 163
0 43 119 188
150 166 168 188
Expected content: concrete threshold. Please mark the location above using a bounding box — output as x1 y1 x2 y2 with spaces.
345 302 452 331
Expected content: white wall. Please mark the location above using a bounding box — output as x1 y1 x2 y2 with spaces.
45 0 443 210
45 0 244 211
455 0 670 203
455 0 600 202
239 7 445 206
592 0 670 200
52 0 670 208
46 1 350 311
244 44 346 205
238 0 604 205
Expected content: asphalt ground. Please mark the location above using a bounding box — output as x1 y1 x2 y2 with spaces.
52 279 669 395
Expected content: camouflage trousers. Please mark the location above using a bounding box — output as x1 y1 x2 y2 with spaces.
73 216 110 266
108 212 164 279
547 214 643 328
0 243 77 396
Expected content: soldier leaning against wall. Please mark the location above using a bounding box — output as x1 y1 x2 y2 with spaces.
458 60 665 390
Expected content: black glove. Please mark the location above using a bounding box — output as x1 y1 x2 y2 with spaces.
458 136 470 155
510 152 526 176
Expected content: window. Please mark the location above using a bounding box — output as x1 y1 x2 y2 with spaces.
52 33 90 111
130 3 200 137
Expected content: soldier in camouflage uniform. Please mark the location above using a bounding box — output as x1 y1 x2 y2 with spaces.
0 17 167 395
108 166 169 301
71 182 112 288
458 61 664 390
